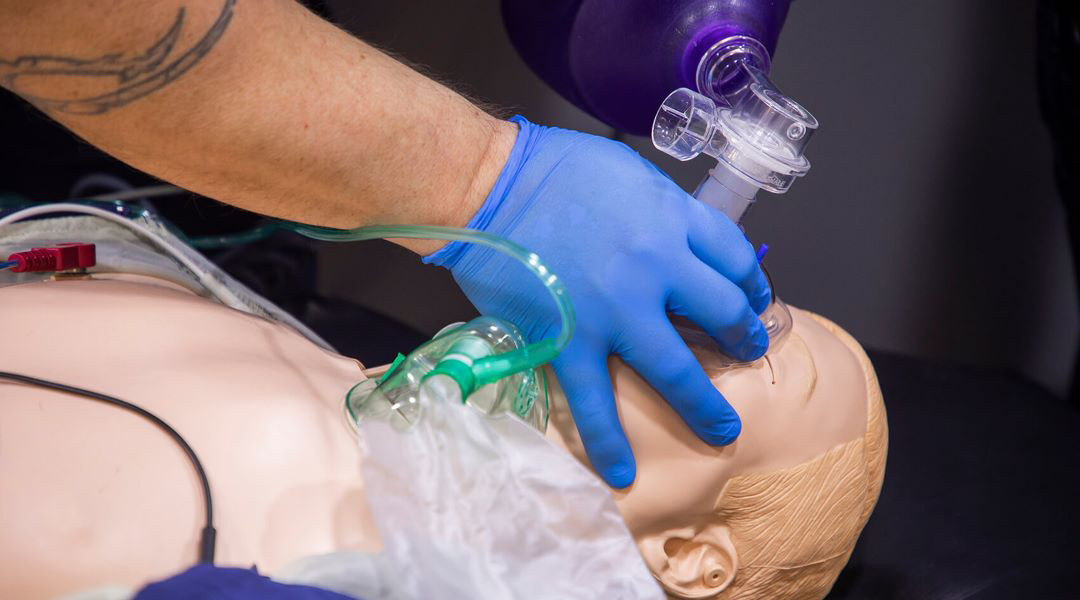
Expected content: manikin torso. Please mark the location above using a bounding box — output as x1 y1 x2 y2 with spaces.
0 275 382 599
0 274 883 599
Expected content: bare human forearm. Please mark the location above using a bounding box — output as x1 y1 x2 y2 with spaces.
0 0 515 253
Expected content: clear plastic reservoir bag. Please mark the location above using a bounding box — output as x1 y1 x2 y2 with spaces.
278 398 662 599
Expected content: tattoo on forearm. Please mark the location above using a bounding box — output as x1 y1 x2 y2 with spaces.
0 0 235 115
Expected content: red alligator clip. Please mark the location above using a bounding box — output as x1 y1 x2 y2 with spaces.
7 243 97 273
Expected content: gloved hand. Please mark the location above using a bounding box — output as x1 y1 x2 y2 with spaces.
425 116 771 488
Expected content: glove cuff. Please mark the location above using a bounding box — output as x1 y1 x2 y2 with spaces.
422 115 534 269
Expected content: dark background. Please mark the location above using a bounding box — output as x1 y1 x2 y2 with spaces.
2 2 1078 597
318 0 1079 396
1 0 1076 397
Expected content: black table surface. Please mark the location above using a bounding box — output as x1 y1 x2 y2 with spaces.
827 351 1080 600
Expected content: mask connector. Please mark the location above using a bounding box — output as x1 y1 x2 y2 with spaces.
653 63 817 223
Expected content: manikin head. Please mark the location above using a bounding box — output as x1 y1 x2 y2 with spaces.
546 309 887 599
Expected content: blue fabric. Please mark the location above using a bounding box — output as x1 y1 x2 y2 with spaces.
425 117 771 488
134 564 356 600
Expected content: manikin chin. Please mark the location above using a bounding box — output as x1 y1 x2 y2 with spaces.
0 274 885 600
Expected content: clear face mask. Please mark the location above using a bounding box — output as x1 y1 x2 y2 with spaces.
673 264 794 371
344 316 550 434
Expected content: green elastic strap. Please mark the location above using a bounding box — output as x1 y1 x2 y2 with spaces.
422 358 475 401
379 353 407 383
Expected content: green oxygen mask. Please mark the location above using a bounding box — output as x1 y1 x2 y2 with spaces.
345 317 550 433
289 223 573 433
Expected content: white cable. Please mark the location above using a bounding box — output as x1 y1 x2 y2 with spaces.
0 202 335 351
0 203 248 309
86 184 184 202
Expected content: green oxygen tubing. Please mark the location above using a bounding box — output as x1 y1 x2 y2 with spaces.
189 221 575 387
287 222 575 397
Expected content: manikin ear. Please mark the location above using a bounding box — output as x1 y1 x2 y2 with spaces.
637 523 738 599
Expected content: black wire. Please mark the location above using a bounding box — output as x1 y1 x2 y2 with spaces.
0 370 217 564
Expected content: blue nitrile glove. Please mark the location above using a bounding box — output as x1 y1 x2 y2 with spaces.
425 116 771 488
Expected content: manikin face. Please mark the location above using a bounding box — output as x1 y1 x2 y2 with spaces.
546 309 888 599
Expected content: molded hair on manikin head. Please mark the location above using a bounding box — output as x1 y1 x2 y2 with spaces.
634 430 884 599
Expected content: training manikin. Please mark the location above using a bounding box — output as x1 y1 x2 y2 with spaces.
547 314 887 598
0 248 885 600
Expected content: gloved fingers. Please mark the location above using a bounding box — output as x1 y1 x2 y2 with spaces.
552 344 636 489
669 261 769 363
685 202 771 314
617 321 742 447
